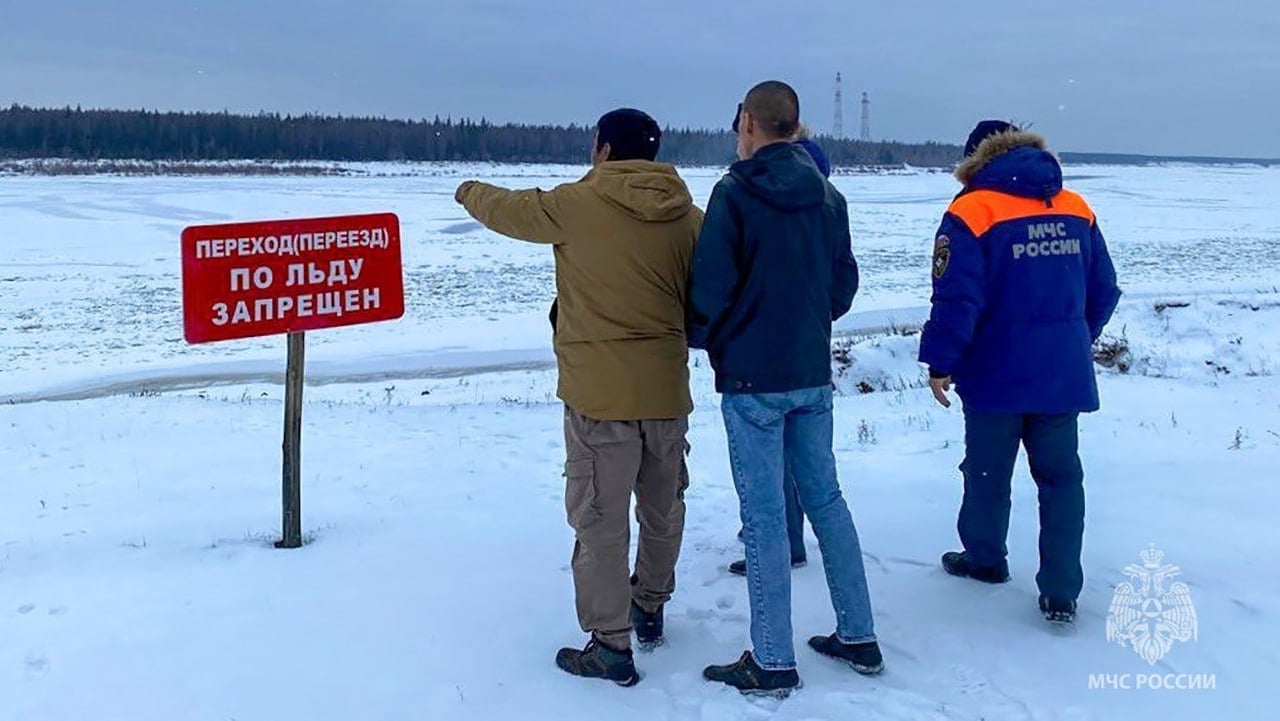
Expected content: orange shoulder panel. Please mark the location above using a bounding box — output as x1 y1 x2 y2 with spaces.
947 189 1095 238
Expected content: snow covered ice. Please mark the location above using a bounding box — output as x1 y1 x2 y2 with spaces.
1 163 1278 720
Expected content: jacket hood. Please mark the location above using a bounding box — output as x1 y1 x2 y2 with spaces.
585 160 694 222
729 142 828 210
955 129 1063 200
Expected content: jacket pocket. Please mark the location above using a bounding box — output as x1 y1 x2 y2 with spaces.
677 454 691 501
564 457 598 528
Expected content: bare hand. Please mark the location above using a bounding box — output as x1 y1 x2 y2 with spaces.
454 180 478 204
929 375 953 408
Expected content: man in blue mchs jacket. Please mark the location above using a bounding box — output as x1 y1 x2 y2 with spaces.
689 81 881 696
920 120 1122 626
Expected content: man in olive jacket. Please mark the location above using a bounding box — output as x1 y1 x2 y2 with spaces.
455 108 702 687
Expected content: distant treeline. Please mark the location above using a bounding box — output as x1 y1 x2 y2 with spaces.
0 105 962 167
1059 151 1280 167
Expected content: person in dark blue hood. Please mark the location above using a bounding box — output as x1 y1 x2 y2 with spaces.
920 121 1122 626
692 81 882 695
792 131 831 178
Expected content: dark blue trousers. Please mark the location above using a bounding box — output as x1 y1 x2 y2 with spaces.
959 411 1085 601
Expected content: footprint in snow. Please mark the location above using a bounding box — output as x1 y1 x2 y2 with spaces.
25 654 50 677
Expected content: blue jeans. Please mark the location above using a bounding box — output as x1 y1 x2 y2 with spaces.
721 386 876 670
959 411 1085 601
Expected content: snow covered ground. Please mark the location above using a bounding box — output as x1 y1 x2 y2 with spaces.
2 164 1278 720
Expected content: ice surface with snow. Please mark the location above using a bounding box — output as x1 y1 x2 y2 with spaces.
1 163 1277 720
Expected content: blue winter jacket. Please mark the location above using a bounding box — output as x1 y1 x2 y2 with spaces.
918 131 1121 413
687 141 858 394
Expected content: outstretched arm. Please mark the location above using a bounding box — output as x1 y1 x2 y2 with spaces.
456 181 571 245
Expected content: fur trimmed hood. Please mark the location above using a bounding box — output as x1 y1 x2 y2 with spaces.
955 130 1053 184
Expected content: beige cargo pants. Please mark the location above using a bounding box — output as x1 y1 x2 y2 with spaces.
563 407 689 651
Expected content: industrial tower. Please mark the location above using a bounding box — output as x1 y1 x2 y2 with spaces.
860 92 871 142
833 72 844 139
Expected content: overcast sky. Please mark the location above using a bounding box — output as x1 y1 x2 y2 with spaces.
2 0 1277 157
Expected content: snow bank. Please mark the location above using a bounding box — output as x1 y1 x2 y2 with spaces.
1095 294 1279 379
829 292 1280 397
833 333 927 395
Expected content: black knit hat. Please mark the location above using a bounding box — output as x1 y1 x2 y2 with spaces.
596 108 661 161
964 120 1018 158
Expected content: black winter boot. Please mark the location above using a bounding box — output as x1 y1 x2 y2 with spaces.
555 638 640 687
703 651 800 697
941 551 1010 584
807 634 885 675
728 557 807 576
630 601 664 651
1039 595 1078 625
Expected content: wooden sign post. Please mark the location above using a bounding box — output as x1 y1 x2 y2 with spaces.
280 331 306 548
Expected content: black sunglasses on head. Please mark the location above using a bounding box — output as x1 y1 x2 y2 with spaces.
732 103 742 133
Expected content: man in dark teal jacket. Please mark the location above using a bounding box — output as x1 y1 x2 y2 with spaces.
689 80 881 696
722 123 833 578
